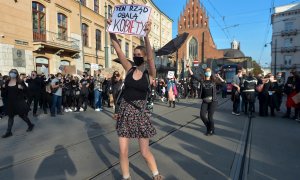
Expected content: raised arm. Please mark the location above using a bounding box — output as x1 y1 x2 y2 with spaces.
144 22 156 78
186 65 194 76
108 19 132 72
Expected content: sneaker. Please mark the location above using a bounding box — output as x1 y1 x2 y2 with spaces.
232 112 236 115
68 108 73 112
79 108 84 112
95 108 100 112
64 109 69 113
295 118 300 122
235 113 240 116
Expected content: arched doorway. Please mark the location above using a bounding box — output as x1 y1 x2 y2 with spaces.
36 57 49 75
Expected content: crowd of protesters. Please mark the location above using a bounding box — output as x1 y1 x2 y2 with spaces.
230 69 300 121
0 69 124 120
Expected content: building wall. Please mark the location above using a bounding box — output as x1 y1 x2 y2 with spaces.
0 0 172 76
272 3 300 75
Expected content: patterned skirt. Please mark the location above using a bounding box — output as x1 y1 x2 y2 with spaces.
116 98 156 138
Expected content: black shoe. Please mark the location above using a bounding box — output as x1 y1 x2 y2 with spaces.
44 111 48 114
2 132 13 138
27 124 35 132
51 114 56 117
33 113 38 117
57 112 63 115
205 129 213 136
282 114 290 118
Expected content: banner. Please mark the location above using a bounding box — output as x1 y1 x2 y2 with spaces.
108 4 152 36
167 71 175 79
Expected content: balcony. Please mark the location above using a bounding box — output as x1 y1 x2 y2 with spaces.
281 29 298 36
33 30 80 55
281 46 297 53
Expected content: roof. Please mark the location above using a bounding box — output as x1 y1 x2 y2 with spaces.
274 2 300 14
222 49 245 58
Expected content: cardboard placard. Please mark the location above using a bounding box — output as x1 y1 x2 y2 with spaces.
292 92 300 104
108 4 152 36
167 71 175 79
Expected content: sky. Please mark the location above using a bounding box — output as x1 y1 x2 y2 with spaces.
152 0 300 67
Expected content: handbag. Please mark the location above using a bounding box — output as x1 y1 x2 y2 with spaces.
203 96 213 103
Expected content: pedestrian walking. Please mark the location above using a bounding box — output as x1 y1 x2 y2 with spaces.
109 19 164 180
231 69 243 116
187 65 225 136
1 69 34 138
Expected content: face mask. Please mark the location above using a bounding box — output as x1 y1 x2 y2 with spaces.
133 56 144 66
9 73 17 78
204 72 211 77
58 77 61 80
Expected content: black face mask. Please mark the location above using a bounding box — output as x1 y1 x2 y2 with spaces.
133 56 144 66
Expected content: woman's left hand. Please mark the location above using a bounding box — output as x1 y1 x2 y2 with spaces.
144 21 152 36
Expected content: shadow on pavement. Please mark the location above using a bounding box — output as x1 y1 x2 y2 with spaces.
34 145 77 180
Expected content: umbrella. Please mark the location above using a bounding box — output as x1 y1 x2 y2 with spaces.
155 32 189 56
113 58 135 65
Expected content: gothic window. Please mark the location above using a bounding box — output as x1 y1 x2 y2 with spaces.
189 37 198 59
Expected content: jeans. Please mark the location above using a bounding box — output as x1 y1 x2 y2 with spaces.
94 90 102 109
51 95 62 115
200 101 218 131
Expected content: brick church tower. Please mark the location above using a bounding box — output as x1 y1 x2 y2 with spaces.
178 0 223 67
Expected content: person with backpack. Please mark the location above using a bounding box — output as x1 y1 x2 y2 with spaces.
109 19 164 180
242 72 257 117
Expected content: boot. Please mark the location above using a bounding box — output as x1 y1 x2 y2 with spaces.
2 132 13 138
173 101 175 108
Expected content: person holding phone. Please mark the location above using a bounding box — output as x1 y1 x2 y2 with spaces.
187 65 224 136
108 18 163 180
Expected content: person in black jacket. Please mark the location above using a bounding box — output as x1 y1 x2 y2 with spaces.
242 72 257 116
283 70 297 118
2 69 34 138
187 65 225 136
26 71 42 117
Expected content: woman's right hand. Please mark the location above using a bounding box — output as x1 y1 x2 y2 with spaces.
107 18 112 26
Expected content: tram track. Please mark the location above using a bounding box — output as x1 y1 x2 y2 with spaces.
88 98 231 180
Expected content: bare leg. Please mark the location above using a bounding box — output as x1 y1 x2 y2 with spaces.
119 137 130 178
138 138 158 174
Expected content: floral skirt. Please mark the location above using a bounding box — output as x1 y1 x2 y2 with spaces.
116 99 156 138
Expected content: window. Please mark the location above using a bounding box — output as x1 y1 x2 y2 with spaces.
82 23 89 47
57 13 67 40
94 0 99 13
284 55 292 65
32 2 46 41
80 0 86 6
125 42 129 58
108 5 113 17
189 37 198 60
60 60 70 66
284 38 293 47
285 22 294 31
85 63 91 72
96 29 101 50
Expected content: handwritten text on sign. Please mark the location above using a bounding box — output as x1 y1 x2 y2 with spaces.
108 5 151 36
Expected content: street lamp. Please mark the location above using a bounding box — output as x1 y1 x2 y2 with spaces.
264 40 277 75
104 2 109 68
77 0 85 71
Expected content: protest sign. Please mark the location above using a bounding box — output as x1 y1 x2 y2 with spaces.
108 4 152 36
167 71 175 79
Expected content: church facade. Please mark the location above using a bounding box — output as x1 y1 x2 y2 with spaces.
177 0 224 70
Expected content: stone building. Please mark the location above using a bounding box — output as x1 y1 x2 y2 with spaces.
0 0 172 76
272 2 300 78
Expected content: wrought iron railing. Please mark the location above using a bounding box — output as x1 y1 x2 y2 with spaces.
33 30 80 51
